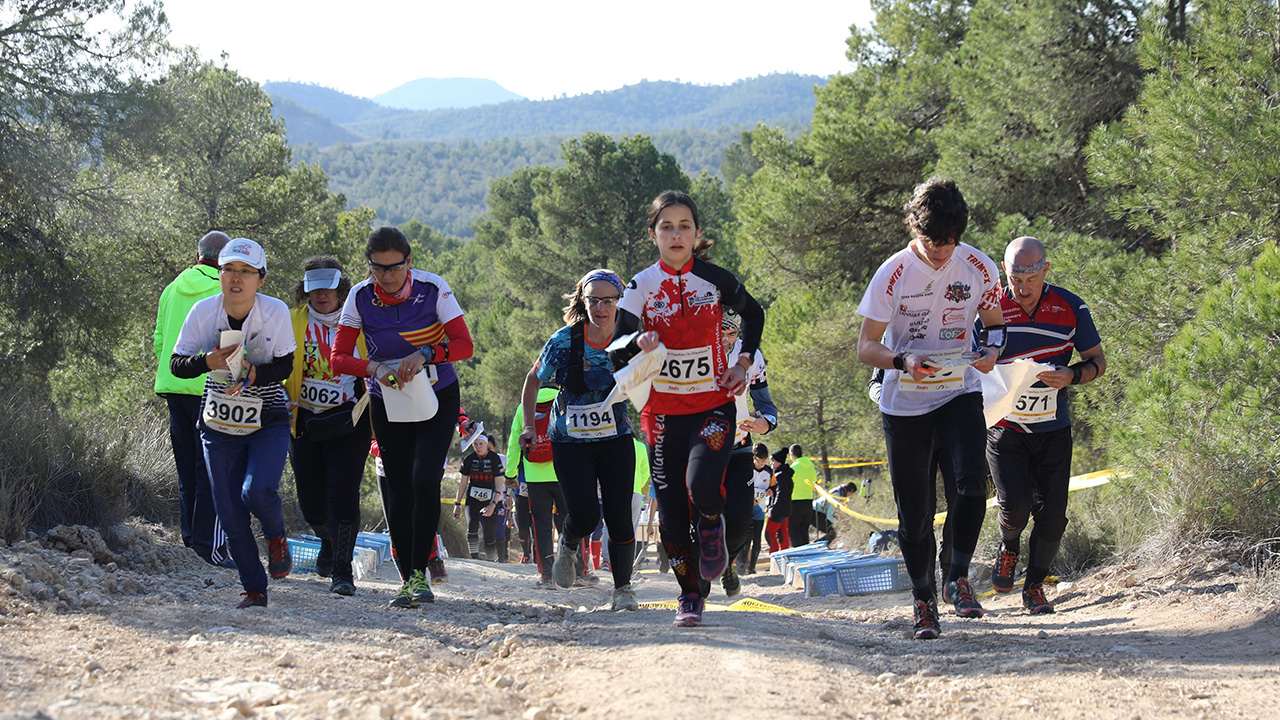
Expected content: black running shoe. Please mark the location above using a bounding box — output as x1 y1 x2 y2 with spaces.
992 547 1018 593
410 569 434 604
330 578 355 596
912 597 940 639
721 563 742 598
943 577 985 618
1022 584 1055 614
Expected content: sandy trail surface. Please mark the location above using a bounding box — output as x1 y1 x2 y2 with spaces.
1 524 1277 720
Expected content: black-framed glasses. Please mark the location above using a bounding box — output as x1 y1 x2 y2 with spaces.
368 256 409 275
219 267 263 278
584 295 620 307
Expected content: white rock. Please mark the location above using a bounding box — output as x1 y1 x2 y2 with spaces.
819 690 837 702
272 652 295 668
523 708 549 720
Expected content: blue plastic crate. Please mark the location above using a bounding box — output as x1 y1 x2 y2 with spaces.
286 538 320 574
356 532 392 562
804 569 842 597
836 557 910 595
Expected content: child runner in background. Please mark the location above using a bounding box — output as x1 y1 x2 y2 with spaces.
454 434 505 561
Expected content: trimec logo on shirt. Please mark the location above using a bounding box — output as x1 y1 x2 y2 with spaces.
885 263 904 296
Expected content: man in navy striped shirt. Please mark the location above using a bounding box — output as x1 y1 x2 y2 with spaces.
980 236 1107 614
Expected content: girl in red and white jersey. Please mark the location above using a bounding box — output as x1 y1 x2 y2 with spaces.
610 190 764 627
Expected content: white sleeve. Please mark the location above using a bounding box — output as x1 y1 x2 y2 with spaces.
435 276 464 325
856 258 900 322
338 283 364 329
269 302 297 357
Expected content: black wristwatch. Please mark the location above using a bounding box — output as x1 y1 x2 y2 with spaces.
893 352 907 371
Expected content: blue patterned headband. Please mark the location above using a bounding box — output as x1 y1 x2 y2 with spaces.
580 269 625 295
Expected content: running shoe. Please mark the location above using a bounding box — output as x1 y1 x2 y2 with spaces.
329 578 356 596
534 574 555 589
697 516 728 582
236 591 268 609
943 577 986 618
673 593 704 627
388 577 419 609
611 585 639 612
410 569 434 604
427 556 449 586
573 572 601 587
721 563 742 598
912 597 940 639
992 546 1018 593
552 538 580 589
1022 584 1055 614
267 537 292 579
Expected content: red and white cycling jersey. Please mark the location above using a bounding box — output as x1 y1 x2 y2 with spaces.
614 257 761 418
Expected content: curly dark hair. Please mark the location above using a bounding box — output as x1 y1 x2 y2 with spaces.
291 256 353 307
903 176 968 246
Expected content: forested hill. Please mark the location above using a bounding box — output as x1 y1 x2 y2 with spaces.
276 74 822 234
344 74 825 142
269 74 825 147
292 124 780 235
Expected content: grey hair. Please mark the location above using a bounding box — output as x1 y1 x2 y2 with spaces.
197 231 232 262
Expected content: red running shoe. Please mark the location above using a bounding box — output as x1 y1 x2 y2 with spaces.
267 538 291 579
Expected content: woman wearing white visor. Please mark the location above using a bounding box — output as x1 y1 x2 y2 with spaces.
284 257 372 596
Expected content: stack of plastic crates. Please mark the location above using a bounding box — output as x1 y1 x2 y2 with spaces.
834 556 911 595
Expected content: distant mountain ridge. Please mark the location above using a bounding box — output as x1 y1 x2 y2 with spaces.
267 73 825 148
373 77 525 111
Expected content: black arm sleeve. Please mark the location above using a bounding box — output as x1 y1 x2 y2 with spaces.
609 308 643 371
251 352 294 386
170 353 210 379
710 261 764 358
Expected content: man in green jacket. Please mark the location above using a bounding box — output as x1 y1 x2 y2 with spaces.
788 444 820 547
153 230 229 565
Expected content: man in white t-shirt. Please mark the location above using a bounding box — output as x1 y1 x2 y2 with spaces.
856 177 1006 639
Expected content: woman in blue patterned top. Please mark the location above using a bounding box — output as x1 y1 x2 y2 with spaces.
517 269 638 610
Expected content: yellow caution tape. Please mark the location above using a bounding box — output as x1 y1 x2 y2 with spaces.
637 598 798 614
824 461 888 469
809 469 1126 528
977 576 1059 599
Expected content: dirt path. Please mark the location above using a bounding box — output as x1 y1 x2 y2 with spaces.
2 526 1277 720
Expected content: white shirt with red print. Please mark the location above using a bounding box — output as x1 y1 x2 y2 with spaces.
857 242 1001 417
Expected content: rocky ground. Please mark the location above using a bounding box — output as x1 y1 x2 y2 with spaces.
1 522 1277 720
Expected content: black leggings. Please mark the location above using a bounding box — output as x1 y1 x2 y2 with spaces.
646 401 735 596
988 425 1072 586
526 479 565 575
289 409 372 580
514 491 532 560
788 499 814 548
370 382 460 577
551 436 637 589
465 498 498 560
723 451 756 563
882 392 988 600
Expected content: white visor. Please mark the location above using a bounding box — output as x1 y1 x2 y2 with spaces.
303 268 342 292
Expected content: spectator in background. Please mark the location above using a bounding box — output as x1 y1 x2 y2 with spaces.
153 230 230 567
788 444 820 547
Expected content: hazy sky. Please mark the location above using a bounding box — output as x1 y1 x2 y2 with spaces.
163 1 875 101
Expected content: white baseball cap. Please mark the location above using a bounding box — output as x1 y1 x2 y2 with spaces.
219 238 266 271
